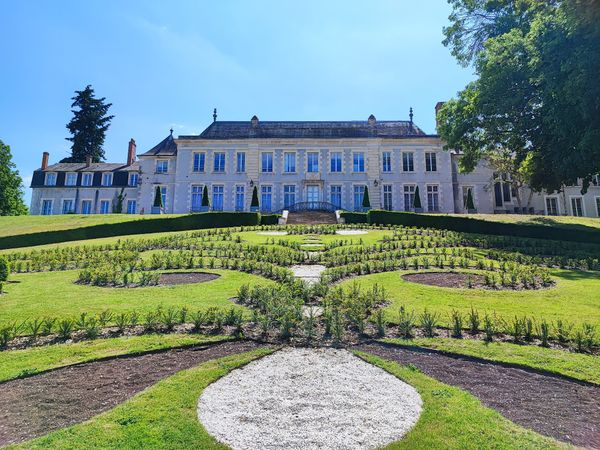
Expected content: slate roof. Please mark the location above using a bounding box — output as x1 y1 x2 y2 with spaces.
140 133 178 156
181 120 430 140
40 162 140 172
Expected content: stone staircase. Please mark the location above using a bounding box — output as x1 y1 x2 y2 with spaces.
286 211 337 224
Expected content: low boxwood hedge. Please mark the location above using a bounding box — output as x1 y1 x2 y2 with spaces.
0 212 260 250
340 212 368 224
260 214 281 225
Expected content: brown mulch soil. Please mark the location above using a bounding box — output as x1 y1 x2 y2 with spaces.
0 340 263 447
158 271 220 285
356 342 600 449
402 271 486 288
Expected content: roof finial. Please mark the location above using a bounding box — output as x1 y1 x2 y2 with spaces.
169 127 173 136
213 108 217 122
409 107 414 125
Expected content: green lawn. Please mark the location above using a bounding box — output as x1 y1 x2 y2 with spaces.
340 268 600 326
382 338 600 385
0 334 230 383
0 269 272 326
442 213 600 230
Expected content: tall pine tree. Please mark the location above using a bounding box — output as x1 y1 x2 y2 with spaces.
63 85 114 163
0 140 28 215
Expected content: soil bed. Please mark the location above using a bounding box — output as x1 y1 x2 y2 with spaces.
157 271 220 286
402 271 552 290
0 340 263 446
356 342 600 449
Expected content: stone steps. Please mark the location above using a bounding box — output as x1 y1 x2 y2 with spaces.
286 211 337 225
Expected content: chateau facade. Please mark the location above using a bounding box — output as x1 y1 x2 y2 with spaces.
30 109 600 218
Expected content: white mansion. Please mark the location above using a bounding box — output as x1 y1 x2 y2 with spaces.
30 107 600 218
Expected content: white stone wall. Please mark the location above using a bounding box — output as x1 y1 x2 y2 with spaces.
30 186 139 215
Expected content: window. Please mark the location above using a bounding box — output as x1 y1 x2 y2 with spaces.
81 200 92 215
62 199 74 214
571 197 583 217
160 186 167 209
382 152 392 173
462 186 474 210
41 199 53 215
353 152 365 172
330 185 342 209
102 173 113 186
353 185 365 211
235 185 245 211
261 185 272 212
82 173 93 186
212 185 224 211
330 152 342 172
596 197 600 217
383 185 393 210
307 152 319 173
191 185 203 212
193 153 205 172
402 152 414 172
156 160 169 174
261 152 273 173
100 200 111 214
45 173 57 186
129 172 139 186
403 185 416 211
545 197 559 216
427 185 439 212
284 152 296 173
236 152 246 172
126 200 137 214
213 153 225 172
425 152 437 172
65 173 77 186
283 185 296 208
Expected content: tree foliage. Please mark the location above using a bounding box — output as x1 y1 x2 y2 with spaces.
413 186 422 209
0 256 9 282
201 185 210 207
63 85 114 163
362 186 371 208
440 0 600 193
153 186 163 209
250 186 259 208
0 140 28 216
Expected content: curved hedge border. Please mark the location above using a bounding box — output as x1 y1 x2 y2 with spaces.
0 213 261 250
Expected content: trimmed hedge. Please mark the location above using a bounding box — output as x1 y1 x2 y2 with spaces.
367 210 600 244
260 214 281 225
340 212 368 224
0 212 260 250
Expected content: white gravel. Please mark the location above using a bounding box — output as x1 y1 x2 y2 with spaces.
336 229 369 235
198 347 422 450
291 264 327 284
257 231 288 235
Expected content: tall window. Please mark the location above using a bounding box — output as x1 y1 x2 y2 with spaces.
212 185 224 211
126 200 137 214
330 152 342 172
307 152 319 173
382 152 392 173
353 185 365 211
353 152 365 172
427 185 439 211
383 185 393 210
191 185 203 211
156 160 169 174
213 153 225 172
235 185 245 211
596 197 600 217
571 197 583 216
100 200 111 214
261 185 272 212
45 173 57 186
81 200 92 215
545 197 558 216
402 152 414 172
403 185 415 211
462 186 474 210
41 200 53 215
129 172 139 186
65 173 77 186
193 153 205 172
62 199 74 214
330 185 342 209
425 152 437 172
101 173 112 186
82 173 93 186
261 152 273 173
284 152 296 173
160 186 167 209
236 152 246 172
284 185 296 208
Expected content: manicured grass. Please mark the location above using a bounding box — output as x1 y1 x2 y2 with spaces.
0 269 272 326
356 352 567 449
382 338 600 385
341 268 600 326
0 334 230 383
448 213 600 230
10 348 274 450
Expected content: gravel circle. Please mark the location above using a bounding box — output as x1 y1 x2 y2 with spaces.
336 229 369 235
291 264 327 284
257 231 288 235
198 347 422 450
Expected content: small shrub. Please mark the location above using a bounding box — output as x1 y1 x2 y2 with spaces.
397 306 416 339
449 310 463 338
467 307 480 334
84 318 100 339
420 309 438 338
42 317 56 335
58 318 74 340
538 319 550 347
374 309 386 337
483 313 496 342
0 256 10 282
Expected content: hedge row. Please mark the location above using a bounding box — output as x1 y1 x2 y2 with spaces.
367 210 600 244
259 214 281 225
0 213 261 250
339 212 368 224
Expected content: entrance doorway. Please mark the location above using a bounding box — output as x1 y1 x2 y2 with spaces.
306 185 321 208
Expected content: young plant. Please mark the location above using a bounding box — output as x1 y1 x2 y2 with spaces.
449 310 463 339
420 309 438 338
42 317 56 335
538 319 550 347
114 313 128 333
58 318 74 340
374 309 386 338
483 313 496 342
98 309 113 327
467 307 480 334
397 306 416 339
84 318 100 339
28 318 43 342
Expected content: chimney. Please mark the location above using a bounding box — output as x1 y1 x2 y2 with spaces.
251 115 259 128
41 152 49 170
85 155 92 167
435 101 445 130
127 139 136 166
368 114 376 125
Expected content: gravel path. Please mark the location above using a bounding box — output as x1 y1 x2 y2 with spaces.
291 264 327 284
336 229 369 235
257 231 288 235
198 347 422 450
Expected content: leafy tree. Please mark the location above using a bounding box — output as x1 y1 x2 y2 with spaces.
0 256 9 282
362 186 371 209
0 140 28 216
201 185 210 207
63 85 114 163
413 186 422 209
250 186 259 208
153 186 163 209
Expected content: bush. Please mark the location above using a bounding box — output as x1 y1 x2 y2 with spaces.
340 212 368 224
260 214 280 225
0 256 9 282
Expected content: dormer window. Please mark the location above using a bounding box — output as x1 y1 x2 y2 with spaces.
82 172 93 186
65 172 77 186
45 172 57 186
102 172 113 186
129 172 139 186
156 160 169 174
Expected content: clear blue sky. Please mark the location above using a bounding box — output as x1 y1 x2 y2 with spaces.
0 0 473 205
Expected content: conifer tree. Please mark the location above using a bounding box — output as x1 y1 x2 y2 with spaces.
362 186 371 209
201 185 210 207
413 186 422 209
250 186 259 208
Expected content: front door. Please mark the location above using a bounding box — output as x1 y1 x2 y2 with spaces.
306 185 320 209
